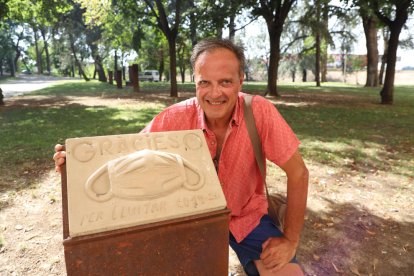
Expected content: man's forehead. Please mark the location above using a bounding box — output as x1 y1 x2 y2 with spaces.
196 48 237 62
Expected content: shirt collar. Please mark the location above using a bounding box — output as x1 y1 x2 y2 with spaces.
196 93 243 132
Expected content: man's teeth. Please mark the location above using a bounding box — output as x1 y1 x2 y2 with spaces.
210 101 222 105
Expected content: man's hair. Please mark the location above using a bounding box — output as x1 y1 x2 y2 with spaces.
190 38 245 76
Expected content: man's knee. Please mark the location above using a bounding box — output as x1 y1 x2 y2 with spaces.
254 260 304 276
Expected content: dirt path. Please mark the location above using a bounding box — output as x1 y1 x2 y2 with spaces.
0 75 77 98
0 94 413 275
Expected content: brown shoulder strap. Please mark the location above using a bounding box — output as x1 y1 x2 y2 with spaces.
243 95 271 198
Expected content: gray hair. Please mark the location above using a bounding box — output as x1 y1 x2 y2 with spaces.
190 38 245 76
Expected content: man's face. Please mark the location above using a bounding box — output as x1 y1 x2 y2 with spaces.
194 48 244 126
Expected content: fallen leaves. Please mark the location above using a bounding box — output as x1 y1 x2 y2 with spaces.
350 265 361 276
332 262 344 273
403 243 410 252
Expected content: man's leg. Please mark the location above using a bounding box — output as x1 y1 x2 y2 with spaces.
254 260 303 276
229 215 303 276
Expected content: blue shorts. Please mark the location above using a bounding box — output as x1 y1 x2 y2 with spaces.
229 214 297 276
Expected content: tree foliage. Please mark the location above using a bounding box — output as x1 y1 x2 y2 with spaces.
2 0 413 104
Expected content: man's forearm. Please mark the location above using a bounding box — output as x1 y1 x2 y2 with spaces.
283 166 309 244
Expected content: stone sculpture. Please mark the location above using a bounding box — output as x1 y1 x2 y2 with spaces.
85 149 205 202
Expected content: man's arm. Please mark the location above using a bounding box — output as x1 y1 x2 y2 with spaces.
260 149 309 272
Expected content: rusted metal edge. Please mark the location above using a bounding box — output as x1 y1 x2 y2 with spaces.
61 163 70 239
63 208 230 246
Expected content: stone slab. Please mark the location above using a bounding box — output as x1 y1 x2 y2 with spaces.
65 130 227 237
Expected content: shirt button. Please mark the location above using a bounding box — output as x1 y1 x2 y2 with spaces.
211 141 216 145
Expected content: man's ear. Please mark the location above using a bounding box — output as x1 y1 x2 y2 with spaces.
239 73 245 85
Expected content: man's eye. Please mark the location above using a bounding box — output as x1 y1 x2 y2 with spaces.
198 81 209 87
221 80 232 87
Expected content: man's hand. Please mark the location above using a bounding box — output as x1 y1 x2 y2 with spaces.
53 144 66 173
260 236 298 272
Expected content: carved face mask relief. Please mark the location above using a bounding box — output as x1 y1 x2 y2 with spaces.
85 149 205 202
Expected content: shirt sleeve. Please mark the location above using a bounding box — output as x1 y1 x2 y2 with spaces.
252 96 300 166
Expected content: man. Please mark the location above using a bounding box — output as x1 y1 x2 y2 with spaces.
55 38 308 275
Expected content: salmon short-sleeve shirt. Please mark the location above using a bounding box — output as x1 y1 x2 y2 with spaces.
142 93 300 242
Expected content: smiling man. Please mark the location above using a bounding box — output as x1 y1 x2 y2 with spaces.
142 38 308 275
54 38 308 275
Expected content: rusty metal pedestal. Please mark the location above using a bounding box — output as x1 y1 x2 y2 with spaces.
61 165 230 276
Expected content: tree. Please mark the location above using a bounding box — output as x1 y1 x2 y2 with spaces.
251 0 296 97
0 24 14 76
62 3 91 81
0 0 9 105
6 0 71 75
359 5 380 87
0 0 8 20
378 27 389 85
369 0 414 104
144 0 184 97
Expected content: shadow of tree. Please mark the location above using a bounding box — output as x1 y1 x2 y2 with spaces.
299 198 414 275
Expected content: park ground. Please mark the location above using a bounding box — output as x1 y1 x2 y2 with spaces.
0 76 413 275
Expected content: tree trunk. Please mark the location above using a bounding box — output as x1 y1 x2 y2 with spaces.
189 0 196 82
69 34 89 81
159 49 164 81
314 0 321 87
379 28 389 85
228 0 236 40
40 27 51 75
93 54 106 82
168 37 178 97
13 51 20 75
152 0 180 96
177 41 186 83
266 27 281 97
376 2 409 104
315 32 321 87
321 46 328 82
362 14 379 87
33 25 43 74
321 0 329 82
114 51 118 73
380 26 399 104
0 88 4 105
8 57 15 77
180 67 185 83
260 0 294 97
12 30 24 74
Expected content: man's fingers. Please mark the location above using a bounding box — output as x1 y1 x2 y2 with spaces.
262 238 270 250
54 144 66 152
55 144 63 152
53 152 66 161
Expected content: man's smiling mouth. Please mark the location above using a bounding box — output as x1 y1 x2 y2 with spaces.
208 100 225 105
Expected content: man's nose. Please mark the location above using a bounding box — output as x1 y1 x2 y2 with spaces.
210 84 222 98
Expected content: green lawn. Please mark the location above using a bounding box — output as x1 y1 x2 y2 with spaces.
1 80 413 192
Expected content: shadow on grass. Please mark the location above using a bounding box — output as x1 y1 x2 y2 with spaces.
299 199 414 275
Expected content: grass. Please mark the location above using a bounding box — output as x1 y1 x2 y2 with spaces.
0 80 413 193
